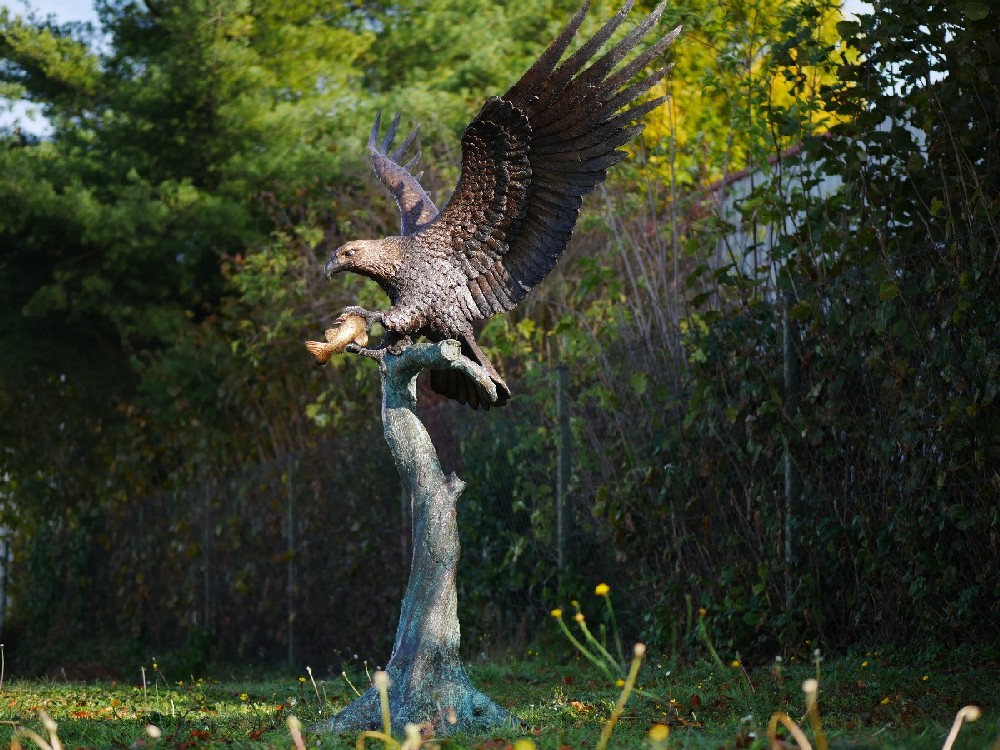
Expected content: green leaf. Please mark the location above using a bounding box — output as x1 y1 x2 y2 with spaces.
631 371 648 397
790 301 813 321
879 281 899 301
959 0 991 20
835 19 861 38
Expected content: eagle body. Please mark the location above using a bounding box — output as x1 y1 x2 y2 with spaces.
323 1 680 409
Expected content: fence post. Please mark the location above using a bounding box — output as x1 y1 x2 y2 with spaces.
556 363 571 584
0 529 10 628
782 288 801 612
202 480 212 631
287 453 298 668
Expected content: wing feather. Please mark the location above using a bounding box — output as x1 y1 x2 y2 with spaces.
420 1 679 320
369 111 439 235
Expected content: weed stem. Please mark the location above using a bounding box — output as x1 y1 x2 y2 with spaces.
555 616 615 682
602 597 625 667
343 670 362 697
596 643 645 750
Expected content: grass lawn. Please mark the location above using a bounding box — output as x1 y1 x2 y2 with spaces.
0 648 996 749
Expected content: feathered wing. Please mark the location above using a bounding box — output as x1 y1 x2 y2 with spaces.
369 111 439 235
423 0 680 319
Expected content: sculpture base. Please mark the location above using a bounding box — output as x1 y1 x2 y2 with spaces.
323 659 517 735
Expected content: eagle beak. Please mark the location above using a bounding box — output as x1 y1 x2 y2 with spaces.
324 256 341 278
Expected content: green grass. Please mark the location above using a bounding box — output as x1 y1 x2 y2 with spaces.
0 649 996 749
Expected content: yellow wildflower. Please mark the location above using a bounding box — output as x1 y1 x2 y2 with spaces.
550 608 563 618
298 676 306 683
595 583 611 596
861 661 869 668
731 660 741 668
698 607 707 617
240 693 248 701
616 679 625 687
574 613 585 623
649 724 670 742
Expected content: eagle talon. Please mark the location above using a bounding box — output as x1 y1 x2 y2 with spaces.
347 344 386 365
337 306 381 327
386 335 413 356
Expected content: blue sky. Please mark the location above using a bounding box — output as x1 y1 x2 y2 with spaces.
1 1 99 133
6 0 98 24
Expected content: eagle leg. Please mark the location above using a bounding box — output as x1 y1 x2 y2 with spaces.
345 330 413 363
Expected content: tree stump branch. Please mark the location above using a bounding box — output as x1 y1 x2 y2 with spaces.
316 340 517 736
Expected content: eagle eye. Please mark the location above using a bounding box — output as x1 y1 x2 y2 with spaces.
346 248 356 257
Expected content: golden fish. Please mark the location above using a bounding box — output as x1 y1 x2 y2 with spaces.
304 313 369 365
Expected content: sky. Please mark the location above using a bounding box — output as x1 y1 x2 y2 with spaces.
1 0 100 133
5 0 98 24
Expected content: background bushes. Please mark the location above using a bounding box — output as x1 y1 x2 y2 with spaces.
0 0 996 673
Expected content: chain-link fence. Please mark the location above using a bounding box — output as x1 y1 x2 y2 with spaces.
77 375 581 672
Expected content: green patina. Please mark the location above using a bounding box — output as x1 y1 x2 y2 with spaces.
321 341 516 735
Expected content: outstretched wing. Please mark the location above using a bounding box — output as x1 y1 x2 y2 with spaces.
369 111 439 236
420 0 680 320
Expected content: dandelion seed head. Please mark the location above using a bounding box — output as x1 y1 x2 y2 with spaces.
959 705 982 722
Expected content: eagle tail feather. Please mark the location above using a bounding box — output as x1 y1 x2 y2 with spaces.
427 336 510 410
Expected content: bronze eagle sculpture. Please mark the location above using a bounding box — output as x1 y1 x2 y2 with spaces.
322 0 680 409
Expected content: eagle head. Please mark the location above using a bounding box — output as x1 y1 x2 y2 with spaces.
324 237 404 284
324 240 369 278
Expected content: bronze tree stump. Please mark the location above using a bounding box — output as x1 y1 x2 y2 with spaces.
316 340 517 736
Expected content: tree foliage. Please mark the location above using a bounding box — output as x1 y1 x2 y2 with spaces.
0 0 996 669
